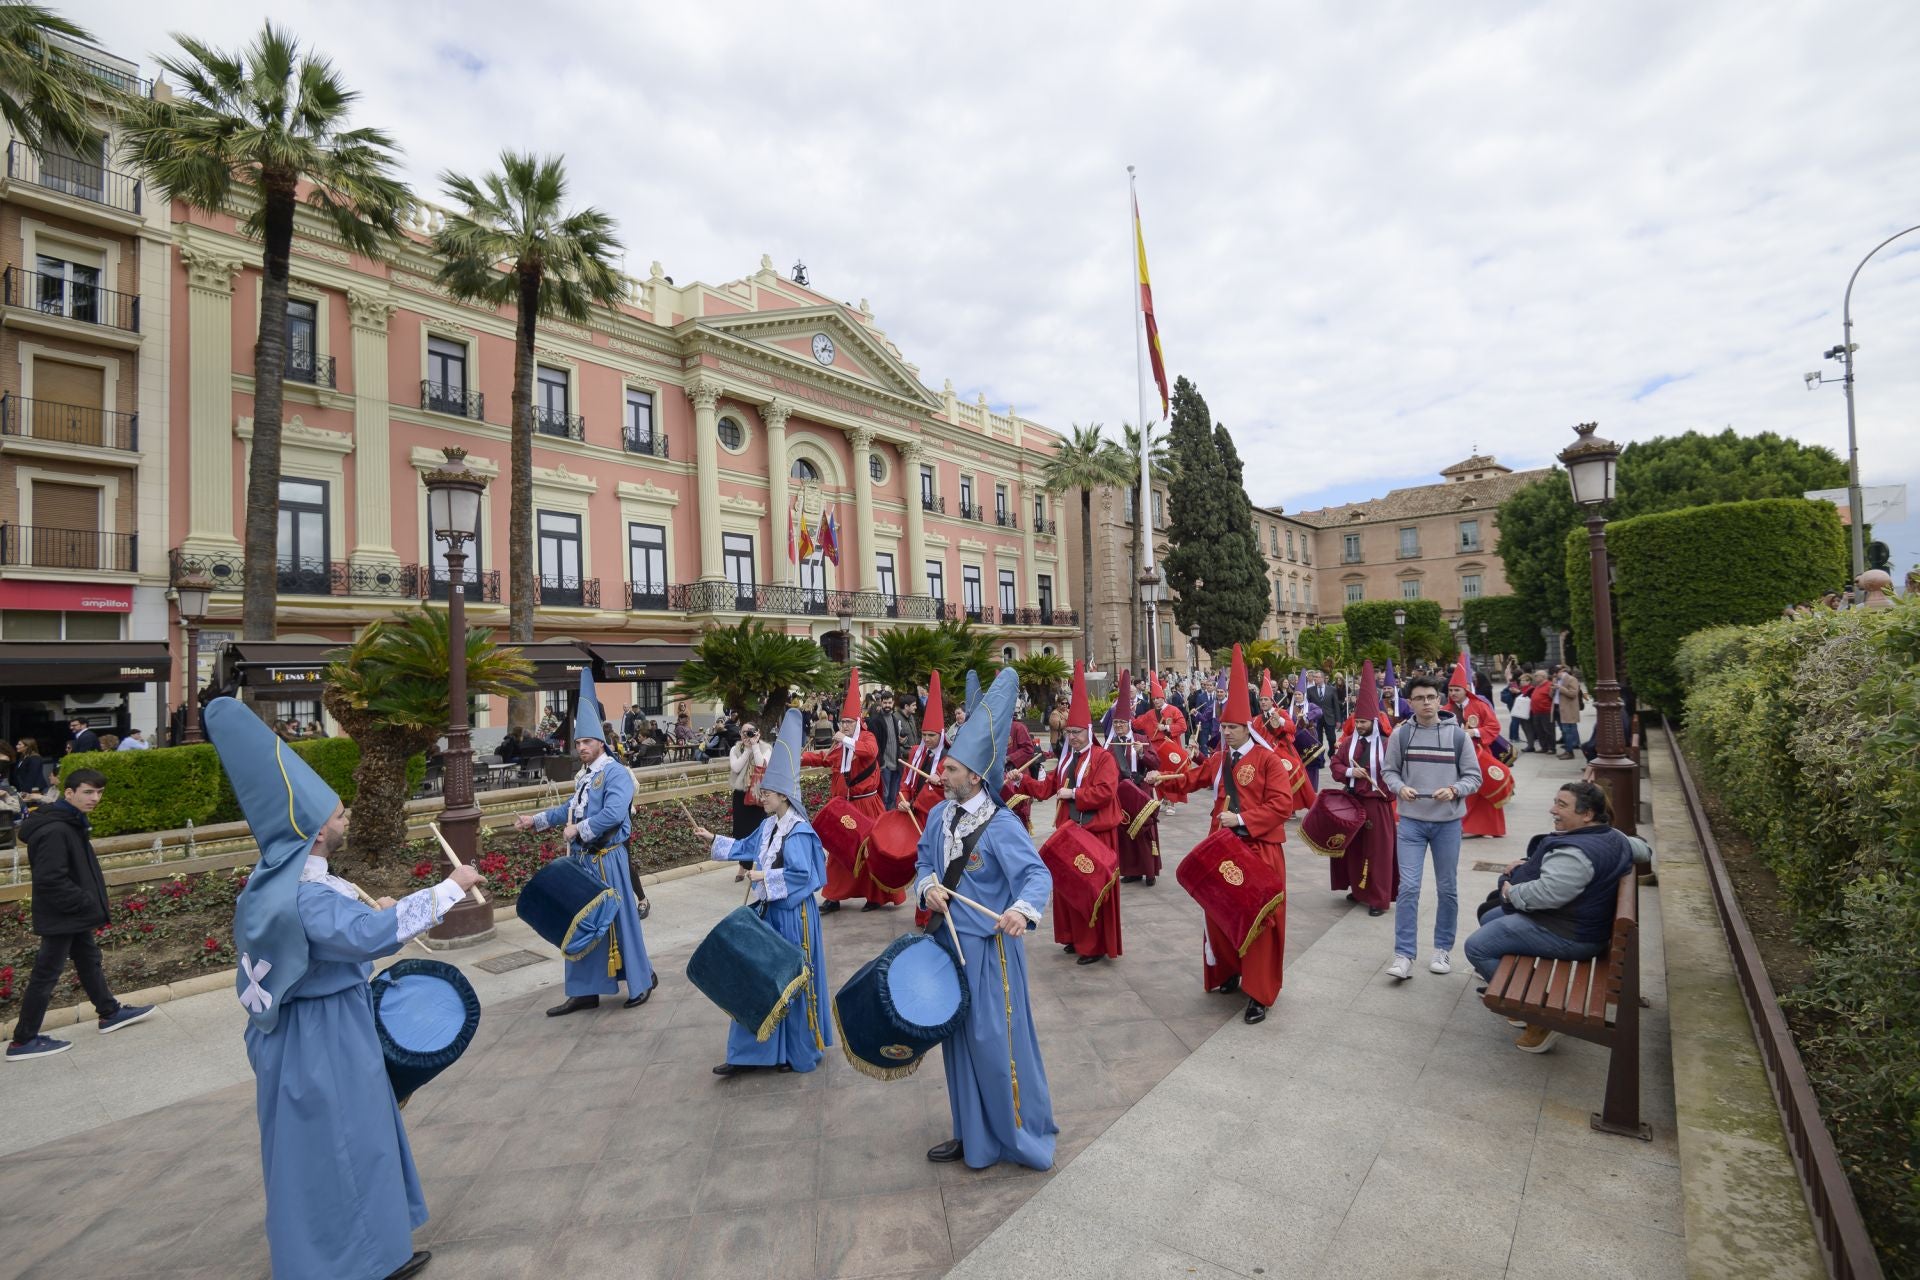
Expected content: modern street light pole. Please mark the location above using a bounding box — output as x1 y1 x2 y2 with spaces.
1559 423 1637 835
1477 621 1490 676
422 448 494 943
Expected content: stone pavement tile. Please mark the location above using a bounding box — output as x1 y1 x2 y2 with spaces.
22 1200 219 1280
697 1137 820 1210
3 1208 110 1276
1523 1125 1688 1237
1083 1015 1189 1067
404 1113 512 1178
814 1186 951 1277
576 1145 712 1225
675 1206 818 1280
941 1176 1043 1257
947 1198 1243 1280
1143 1176 1348 1280
1044 1058 1129 1113
603 1091 729 1154
557 1025 662 1071
1505 1200 1690 1279
1348 970 1475 1029
717 1081 829 1140
432 1160 594 1243
1407 1056 1547 1140
1369 1105 1535 1199
654 1019 736 1064
1165 1010 1234 1051
405 1233 548 1279
1102 1050 1185 1100
816 1125 942 1199
492 1102 623 1173
1317 1157 1522 1279
1296 1033 1430 1093
547 1213 692 1277
1205 1088 1390 1214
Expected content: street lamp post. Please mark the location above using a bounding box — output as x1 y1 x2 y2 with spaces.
1188 621 1201 677
837 604 855 663
1108 631 1120 683
1393 606 1407 671
171 567 212 744
1477 621 1489 675
1559 423 1638 836
422 448 494 942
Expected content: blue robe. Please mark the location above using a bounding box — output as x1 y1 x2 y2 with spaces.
914 800 1058 1170
536 756 654 998
245 884 424 1280
709 812 832 1071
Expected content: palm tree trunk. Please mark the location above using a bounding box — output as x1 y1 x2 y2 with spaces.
507 267 540 732
242 174 298 643
1080 487 1095 666
338 728 425 878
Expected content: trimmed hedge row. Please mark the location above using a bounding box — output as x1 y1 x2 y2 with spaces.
1459 594 1544 662
58 739 424 837
1566 498 1848 713
1343 599 1443 650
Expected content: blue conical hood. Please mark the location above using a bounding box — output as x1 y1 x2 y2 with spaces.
963 669 983 717
761 707 807 809
205 697 342 1034
949 667 1016 795
573 667 605 742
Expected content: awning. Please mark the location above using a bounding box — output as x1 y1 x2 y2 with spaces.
503 642 595 691
583 642 694 684
0 641 170 689
219 641 343 692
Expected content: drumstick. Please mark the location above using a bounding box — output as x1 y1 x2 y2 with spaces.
942 902 965 966
427 822 490 905
676 798 700 830
942 888 1005 925
902 759 939 785
352 886 433 952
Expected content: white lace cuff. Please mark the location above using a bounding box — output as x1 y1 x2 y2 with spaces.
1012 899 1041 927
394 880 467 942
710 835 737 860
763 867 789 901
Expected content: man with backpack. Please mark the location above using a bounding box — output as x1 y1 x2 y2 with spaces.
1381 676 1482 982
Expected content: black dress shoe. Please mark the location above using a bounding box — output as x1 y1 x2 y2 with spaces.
624 972 660 1008
384 1250 431 1280
1144 876 1156 887
545 995 599 1017
820 900 842 915
712 1062 759 1076
1210 975 1241 996
926 1139 965 1163
1345 893 1360 905
1075 953 1103 966
1121 875 1142 884
861 901 883 912
776 1063 794 1073
1368 907 1386 918
1244 1000 1268 1025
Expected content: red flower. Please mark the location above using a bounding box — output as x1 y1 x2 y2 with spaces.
0 966 13 982
234 874 249 890
203 937 220 952
125 898 147 913
411 860 434 879
140 923 154 934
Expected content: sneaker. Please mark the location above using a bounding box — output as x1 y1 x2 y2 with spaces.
1515 1025 1560 1053
1386 955 1413 981
6 1035 72 1062
99 1004 155 1034
1428 951 1452 975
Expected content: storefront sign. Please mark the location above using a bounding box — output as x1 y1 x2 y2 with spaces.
0 580 133 612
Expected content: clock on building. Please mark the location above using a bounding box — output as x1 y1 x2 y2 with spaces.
811 333 836 365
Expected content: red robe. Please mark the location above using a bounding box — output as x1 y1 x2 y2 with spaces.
1159 742 1293 1005
1022 743 1124 959
1451 696 1508 838
1258 708 1317 810
1148 729 1193 807
1154 703 1189 742
1104 736 1163 879
804 729 903 904
1327 729 1400 911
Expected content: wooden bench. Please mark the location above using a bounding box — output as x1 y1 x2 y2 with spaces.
1481 871 1648 1139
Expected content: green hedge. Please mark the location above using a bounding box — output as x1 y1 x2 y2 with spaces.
1678 604 1920 1264
60 739 424 837
1460 594 1544 662
1343 599 1443 650
1566 498 1848 714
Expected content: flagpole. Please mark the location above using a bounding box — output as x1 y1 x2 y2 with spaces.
1130 166 1160 683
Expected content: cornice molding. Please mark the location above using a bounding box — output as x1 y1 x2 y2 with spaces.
235 413 354 455
410 445 498 476
616 479 681 507
533 462 598 494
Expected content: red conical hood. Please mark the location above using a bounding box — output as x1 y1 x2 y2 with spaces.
1223 645 1253 724
1355 660 1381 723
1149 671 1164 700
1448 655 1472 690
841 667 863 722
1114 669 1133 721
921 669 944 735
1067 661 1090 729
1260 669 1275 702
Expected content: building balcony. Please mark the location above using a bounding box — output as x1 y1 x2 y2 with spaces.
1 524 135 572
994 510 1020 530
1011 606 1078 628
672 581 944 622
628 581 671 611
1459 541 1482 554
420 565 501 602
622 428 669 459
1342 553 1364 565
2 266 140 340
535 575 599 608
171 548 508 604
4 142 142 216
0 393 137 453
920 494 945 514
1397 547 1422 560
534 407 585 441
1034 518 1057 537
956 501 984 521
284 349 336 389
421 380 484 421
957 602 997 625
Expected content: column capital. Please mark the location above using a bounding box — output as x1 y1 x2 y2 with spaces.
687 376 724 411
898 439 926 464
347 288 397 332
847 425 876 451
178 246 246 294
760 397 794 431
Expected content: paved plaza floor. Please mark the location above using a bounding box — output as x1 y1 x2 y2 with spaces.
0 736 1685 1279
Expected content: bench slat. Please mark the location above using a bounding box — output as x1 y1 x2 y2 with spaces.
1487 955 1522 1004
1543 956 1574 1012
1524 956 1555 1006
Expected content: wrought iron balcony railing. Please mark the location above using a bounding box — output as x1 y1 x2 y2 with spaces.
956 501 983 521
534 575 599 608
285 349 336 388
994 511 1019 530
277 556 333 596
623 428 669 458
422 565 501 602
534 407 585 441
920 494 944 514
1013 606 1079 627
1035 518 1058 537
0 393 137 451
628 581 671 610
0 524 135 571
5 142 142 214
3 266 139 332
421 380 484 420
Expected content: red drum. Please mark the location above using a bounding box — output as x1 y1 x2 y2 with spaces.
1038 822 1120 926
1117 778 1160 840
911 783 942 827
815 797 873 877
1176 827 1287 958
1300 789 1369 857
864 810 923 895
1476 749 1515 808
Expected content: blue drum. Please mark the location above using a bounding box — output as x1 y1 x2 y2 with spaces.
370 959 481 1106
832 933 969 1080
686 906 809 1041
516 856 619 960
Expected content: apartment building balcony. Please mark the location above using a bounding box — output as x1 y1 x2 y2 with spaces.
622 428 669 459
1397 546 1423 560
956 501 984 522
534 575 599 608
0 525 136 573
534 407 586 441
2 142 143 227
284 348 336 389
2 267 140 346
673 581 943 622
920 494 945 514
169 549 503 605
421 380 484 421
0 393 138 457
1009 606 1078 628
1034 518 1057 537
994 510 1020 530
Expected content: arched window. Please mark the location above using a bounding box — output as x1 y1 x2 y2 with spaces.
790 458 820 481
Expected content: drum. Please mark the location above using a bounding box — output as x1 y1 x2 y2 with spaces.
911 781 943 827
1038 822 1120 926
832 932 969 1080
1489 734 1519 767
1118 778 1160 841
1294 722 1328 768
516 856 619 960
1301 789 1368 856
1176 827 1287 958
815 797 873 878
1002 784 1034 831
865 810 924 895
686 905 809 1041
370 959 481 1107
1477 749 1516 808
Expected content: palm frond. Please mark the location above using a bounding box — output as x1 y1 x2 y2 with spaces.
0 1 114 152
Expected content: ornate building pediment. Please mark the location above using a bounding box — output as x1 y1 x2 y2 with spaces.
690 305 940 411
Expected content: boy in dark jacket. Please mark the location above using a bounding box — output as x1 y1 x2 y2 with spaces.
7 768 153 1061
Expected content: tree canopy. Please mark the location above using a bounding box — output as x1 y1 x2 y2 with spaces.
1162 378 1269 650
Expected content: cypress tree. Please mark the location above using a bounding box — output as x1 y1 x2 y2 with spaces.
1163 377 1269 650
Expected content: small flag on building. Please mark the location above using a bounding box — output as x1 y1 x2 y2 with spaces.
821 510 840 566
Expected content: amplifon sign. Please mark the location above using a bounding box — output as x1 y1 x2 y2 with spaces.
0 580 133 612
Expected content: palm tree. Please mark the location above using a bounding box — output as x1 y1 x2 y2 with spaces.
1010 652 1069 712
1041 422 1131 665
433 153 623 730
1118 421 1173 669
931 618 1000 694
672 619 832 724
854 625 946 705
122 25 409 642
321 609 533 867
1297 623 1349 676
0 1 114 155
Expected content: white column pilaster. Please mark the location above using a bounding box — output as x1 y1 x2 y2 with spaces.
762 399 792 587
179 247 247 547
347 289 397 563
689 376 724 581
901 440 928 608
848 426 878 592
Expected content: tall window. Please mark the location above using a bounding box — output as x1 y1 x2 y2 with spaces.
723 533 756 608
1124 489 1137 524
536 365 571 436
994 484 1008 523
34 253 100 323
285 298 318 382
1274 579 1285 614
1401 578 1422 600
1343 533 1362 563
1345 581 1364 605
1459 518 1481 551
1286 529 1295 559
962 566 983 619
798 549 826 611
1152 490 1164 528
426 336 468 413
624 389 656 453
1033 493 1046 528
1461 574 1483 599
998 568 1017 616
925 559 944 603
920 465 936 507
1038 573 1054 617
628 522 667 608
40 134 105 201
537 511 582 605
1398 526 1420 558
959 475 974 515
877 553 898 614
1270 526 1279 554
1302 539 1311 566
277 478 330 594
428 499 484 599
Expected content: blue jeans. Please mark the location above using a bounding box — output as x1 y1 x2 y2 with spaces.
1558 721 1581 751
1465 906 1602 982
880 766 901 808
1393 816 1462 958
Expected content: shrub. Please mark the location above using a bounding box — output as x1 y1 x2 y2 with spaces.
1460 594 1544 662
1343 599 1443 651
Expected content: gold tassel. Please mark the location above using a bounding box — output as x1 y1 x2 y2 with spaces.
752 968 810 1042
798 902 825 1052
1236 892 1287 958
996 935 1021 1129
829 997 929 1081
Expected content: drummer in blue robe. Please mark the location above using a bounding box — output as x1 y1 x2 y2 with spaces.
207 697 486 1280
915 667 1059 1171
691 706 832 1075
513 669 657 1016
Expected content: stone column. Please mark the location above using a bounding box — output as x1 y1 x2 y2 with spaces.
848 426 879 592
762 399 792 586
900 440 928 607
180 247 247 547
689 376 724 581
347 289 397 564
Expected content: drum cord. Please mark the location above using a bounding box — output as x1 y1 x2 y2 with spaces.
798 901 825 1052
995 935 1021 1129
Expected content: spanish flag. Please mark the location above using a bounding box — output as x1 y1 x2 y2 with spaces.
1133 173 1169 420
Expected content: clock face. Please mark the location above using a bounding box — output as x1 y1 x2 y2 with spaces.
811 333 836 365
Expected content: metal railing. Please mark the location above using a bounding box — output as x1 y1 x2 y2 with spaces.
995 510 1019 529
957 501 983 521
68 50 152 98
0 393 137 451
1013 606 1078 627
0 524 135 571
1397 546 1422 560
670 581 944 621
5 142 141 214
277 556 332 596
958 602 997 625
534 575 599 608
534 407 585 441
421 380 484 420
623 429 669 458
3 266 139 332
628 582 671 610
921 494 945 514
1663 721 1884 1280
285 349 336 388
423 565 500 602
1035 518 1057 537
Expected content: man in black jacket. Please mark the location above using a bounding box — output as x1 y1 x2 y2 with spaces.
67 717 99 756
7 768 153 1061
868 689 907 807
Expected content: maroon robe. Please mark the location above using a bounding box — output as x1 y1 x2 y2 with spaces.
1327 728 1399 911
1105 734 1162 879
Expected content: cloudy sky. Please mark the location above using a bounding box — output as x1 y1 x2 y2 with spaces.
94 0 1920 573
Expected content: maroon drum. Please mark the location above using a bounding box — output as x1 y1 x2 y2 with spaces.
1300 789 1369 857
814 797 873 878
863 809 923 895
1175 827 1287 957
